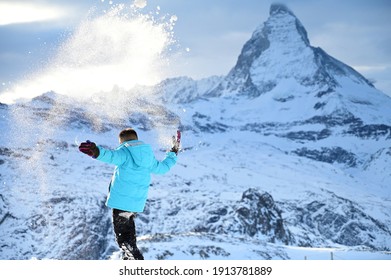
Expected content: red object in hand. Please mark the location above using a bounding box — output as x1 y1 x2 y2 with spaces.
176 130 181 146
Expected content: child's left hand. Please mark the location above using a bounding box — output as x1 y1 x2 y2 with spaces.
170 130 181 155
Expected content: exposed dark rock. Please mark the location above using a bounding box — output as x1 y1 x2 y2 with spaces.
188 245 230 259
346 124 391 140
314 102 326 110
195 188 293 245
1 194 112 260
282 129 331 142
285 193 391 250
303 111 363 128
192 112 229 133
292 147 358 167
236 189 292 244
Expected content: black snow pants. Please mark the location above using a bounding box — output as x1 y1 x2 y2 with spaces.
112 209 144 260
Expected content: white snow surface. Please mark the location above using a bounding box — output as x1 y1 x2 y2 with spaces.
1 94 390 260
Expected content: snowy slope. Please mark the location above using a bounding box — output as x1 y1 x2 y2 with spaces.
1 4 390 260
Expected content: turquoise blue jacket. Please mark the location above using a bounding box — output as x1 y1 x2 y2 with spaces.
96 140 177 212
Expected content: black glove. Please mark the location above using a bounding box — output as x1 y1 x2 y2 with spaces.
79 140 100 158
170 145 179 155
170 130 181 155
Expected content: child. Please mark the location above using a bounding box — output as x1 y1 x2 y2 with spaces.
79 128 178 260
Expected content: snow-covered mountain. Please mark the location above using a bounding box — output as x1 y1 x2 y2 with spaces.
1 4 390 260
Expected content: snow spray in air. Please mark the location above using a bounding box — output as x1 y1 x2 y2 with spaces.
7 1 180 191
2 2 177 103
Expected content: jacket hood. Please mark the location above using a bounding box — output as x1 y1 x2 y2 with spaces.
123 141 154 168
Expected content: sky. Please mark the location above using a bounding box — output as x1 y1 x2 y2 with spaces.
0 0 390 99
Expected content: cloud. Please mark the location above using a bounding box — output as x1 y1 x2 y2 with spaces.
132 0 147 9
0 1 71 26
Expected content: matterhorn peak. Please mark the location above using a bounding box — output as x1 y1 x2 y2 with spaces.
269 3 295 17
209 3 314 98
267 3 310 46
208 3 374 100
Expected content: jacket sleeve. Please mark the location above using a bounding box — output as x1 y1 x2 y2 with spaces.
96 146 129 166
150 151 177 174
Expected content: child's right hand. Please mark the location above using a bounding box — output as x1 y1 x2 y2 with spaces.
79 140 100 158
